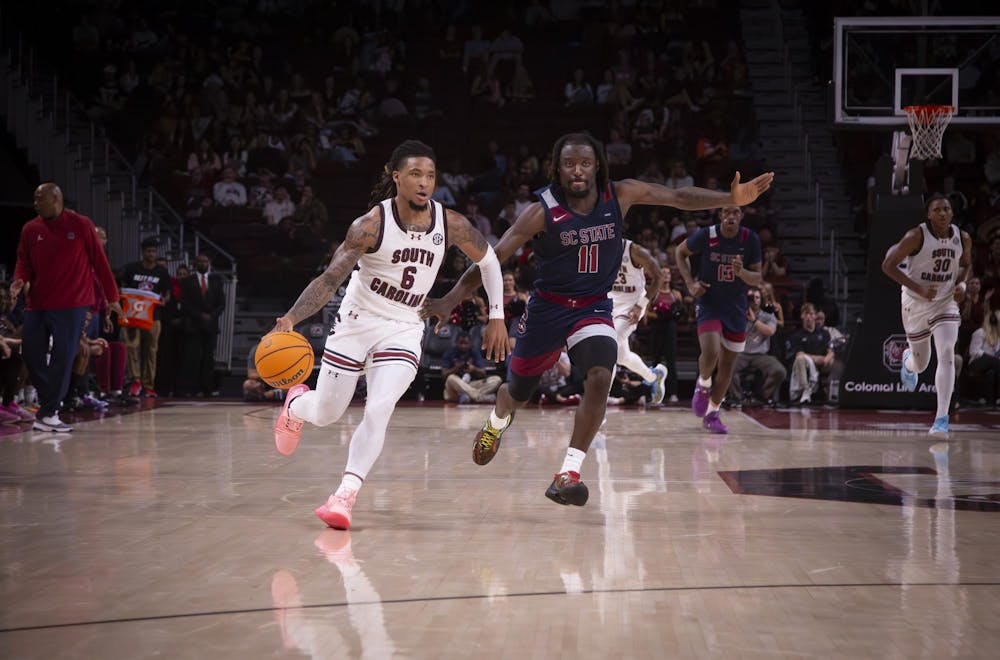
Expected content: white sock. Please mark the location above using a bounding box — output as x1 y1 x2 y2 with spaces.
489 409 510 429
707 400 721 414
337 473 363 495
697 376 712 388
560 447 586 474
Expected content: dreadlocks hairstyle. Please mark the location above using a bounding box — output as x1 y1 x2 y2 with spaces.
368 139 437 209
548 132 609 193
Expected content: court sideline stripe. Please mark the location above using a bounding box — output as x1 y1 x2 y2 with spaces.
3 581 1000 634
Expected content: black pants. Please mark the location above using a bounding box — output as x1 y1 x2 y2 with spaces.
22 307 88 418
647 321 678 397
969 354 1000 401
0 351 23 405
182 330 218 395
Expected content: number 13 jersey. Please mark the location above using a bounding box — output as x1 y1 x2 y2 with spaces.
340 198 448 323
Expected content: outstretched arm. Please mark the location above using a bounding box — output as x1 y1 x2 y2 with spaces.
614 171 774 216
274 209 380 330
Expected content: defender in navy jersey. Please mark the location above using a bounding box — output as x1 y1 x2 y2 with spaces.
426 133 773 506
676 205 763 434
268 140 508 530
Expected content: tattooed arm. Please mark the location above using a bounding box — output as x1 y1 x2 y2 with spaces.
273 209 381 331
614 171 774 216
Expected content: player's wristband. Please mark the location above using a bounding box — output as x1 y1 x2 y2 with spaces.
475 245 505 320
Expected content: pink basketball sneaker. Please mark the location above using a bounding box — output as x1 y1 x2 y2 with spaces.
274 384 309 456
315 489 357 530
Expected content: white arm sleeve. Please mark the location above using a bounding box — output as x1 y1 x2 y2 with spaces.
475 245 505 320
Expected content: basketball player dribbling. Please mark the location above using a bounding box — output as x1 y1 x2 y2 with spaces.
610 238 668 403
270 140 508 530
424 133 773 506
881 194 971 436
675 205 763 434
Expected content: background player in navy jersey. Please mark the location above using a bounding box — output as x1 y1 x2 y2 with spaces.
675 205 763 434
425 133 772 506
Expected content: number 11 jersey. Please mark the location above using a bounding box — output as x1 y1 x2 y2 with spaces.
531 183 624 298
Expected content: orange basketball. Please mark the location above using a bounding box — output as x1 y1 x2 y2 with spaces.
254 331 315 389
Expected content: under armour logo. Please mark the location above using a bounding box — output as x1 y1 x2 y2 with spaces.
410 233 422 240
348 311 359 319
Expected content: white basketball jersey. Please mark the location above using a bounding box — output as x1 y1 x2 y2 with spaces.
340 198 448 322
610 239 646 313
900 223 963 304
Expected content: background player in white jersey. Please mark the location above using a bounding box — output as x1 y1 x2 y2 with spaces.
269 140 508 530
882 194 972 436
610 239 668 403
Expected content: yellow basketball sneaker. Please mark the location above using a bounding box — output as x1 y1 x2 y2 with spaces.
472 410 515 465
274 384 310 456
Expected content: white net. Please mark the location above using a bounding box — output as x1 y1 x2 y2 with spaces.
904 105 954 160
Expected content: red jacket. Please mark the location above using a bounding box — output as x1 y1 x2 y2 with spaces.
13 209 120 311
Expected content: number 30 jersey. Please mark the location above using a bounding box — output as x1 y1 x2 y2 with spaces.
900 222 963 304
340 198 448 322
530 183 624 298
684 223 761 319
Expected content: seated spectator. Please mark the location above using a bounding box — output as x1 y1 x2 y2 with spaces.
283 185 328 250
565 67 594 107
696 128 728 164
187 138 222 176
264 186 296 227
243 362 285 402
464 198 492 238
967 306 1000 405
507 59 534 102
761 244 788 279
786 303 833 404
727 288 786 406
607 368 653 406
537 350 583 404
222 136 248 177
502 270 528 328
0 315 31 420
605 128 633 169
665 161 694 189
287 136 317 174
442 332 501 404
213 167 248 207
761 282 785 329
450 293 487 332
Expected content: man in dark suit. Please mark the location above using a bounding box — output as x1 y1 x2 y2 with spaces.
180 253 225 396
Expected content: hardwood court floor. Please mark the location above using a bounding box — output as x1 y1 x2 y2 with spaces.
1 401 999 659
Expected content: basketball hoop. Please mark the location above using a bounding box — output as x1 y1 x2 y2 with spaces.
903 105 954 160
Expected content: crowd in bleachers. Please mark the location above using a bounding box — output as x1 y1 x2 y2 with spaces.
6 0 904 407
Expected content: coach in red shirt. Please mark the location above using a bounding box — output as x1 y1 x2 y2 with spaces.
11 183 122 433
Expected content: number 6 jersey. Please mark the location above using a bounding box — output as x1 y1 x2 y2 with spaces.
339 198 448 323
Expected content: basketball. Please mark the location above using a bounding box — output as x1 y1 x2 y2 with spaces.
253 331 315 389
